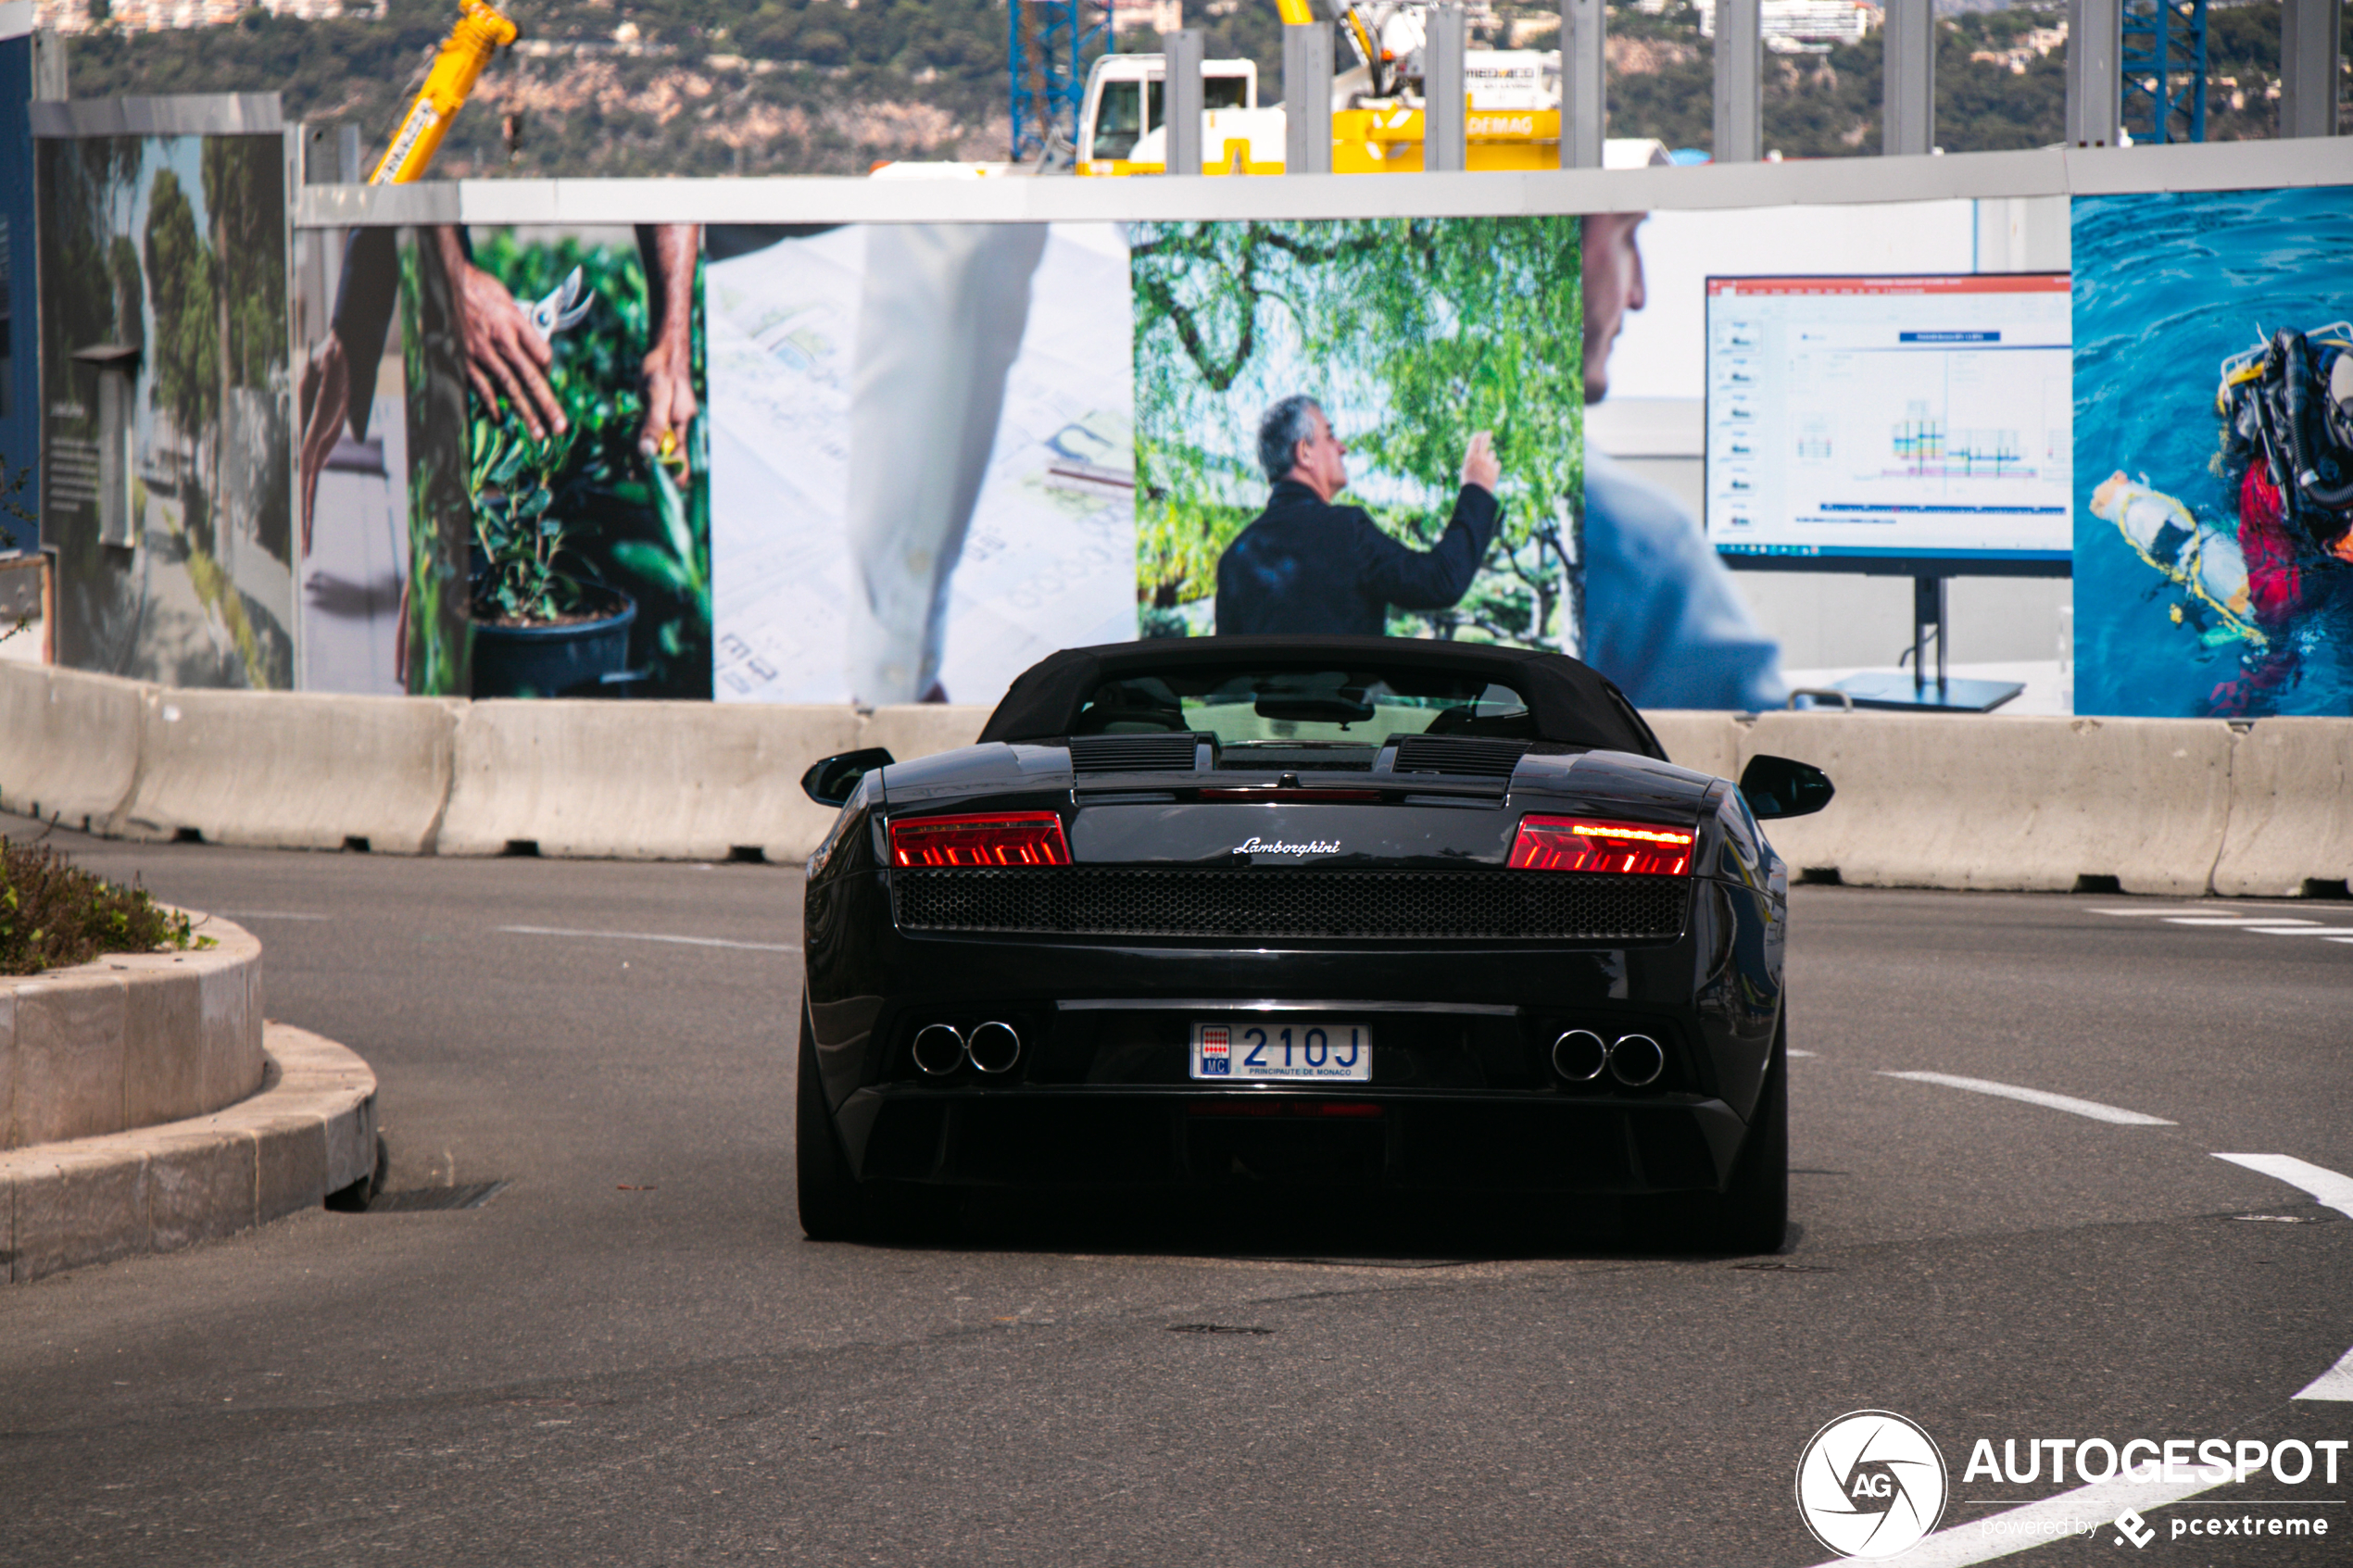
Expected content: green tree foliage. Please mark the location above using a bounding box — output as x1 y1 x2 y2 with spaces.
142 167 219 460
1133 217 1582 648
199 137 287 389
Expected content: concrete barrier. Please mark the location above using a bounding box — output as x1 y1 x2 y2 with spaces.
438 699 864 861
1644 711 1743 784
2 913 264 1149
0 663 145 834
861 704 992 766
8 661 2353 895
2211 718 2353 897
0 1022 377 1284
1740 712 2237 896
114 688 461 854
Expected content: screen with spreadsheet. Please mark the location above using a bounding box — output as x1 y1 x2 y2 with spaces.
1704 273 2071 566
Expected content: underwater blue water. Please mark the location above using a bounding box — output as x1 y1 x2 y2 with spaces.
2073 185 2353 717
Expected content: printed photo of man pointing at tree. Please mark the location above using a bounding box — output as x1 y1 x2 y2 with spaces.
1215 393 1502 635
1131 216 1583 653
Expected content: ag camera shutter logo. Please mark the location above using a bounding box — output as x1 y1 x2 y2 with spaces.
1795 1410 1950 1559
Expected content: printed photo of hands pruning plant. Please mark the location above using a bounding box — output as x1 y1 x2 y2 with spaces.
445 222 712 698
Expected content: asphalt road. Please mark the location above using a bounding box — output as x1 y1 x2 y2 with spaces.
3 812 2349 1566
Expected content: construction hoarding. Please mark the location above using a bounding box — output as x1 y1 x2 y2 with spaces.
35 107 295 688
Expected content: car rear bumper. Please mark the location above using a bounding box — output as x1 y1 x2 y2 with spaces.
834 1084 1751 1197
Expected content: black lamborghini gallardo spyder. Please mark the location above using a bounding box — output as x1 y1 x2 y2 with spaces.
796 635 1831 1249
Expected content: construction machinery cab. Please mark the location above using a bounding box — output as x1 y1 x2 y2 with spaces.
1082 54 1258 166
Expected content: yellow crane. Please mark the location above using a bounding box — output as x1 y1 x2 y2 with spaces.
369 0 521 184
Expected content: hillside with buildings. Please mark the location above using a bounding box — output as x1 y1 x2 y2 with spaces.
45 0 2314 177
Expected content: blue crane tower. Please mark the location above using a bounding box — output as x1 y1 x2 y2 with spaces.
2120 0 2208 143
1011 0 1114 163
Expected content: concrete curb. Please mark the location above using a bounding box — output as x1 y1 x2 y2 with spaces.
0 1022 378 1285
2 914 265 1150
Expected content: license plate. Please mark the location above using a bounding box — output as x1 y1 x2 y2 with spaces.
1190 1020 1371 1082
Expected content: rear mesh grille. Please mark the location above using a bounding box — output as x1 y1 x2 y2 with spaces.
891 868 1688 941
1070 734 1201 773
1390 735 1530 777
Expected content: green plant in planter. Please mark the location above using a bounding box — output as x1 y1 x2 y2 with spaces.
459 232 711 693
467 416 603 624
1 839 207 977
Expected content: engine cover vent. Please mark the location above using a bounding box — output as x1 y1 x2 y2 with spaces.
1390 736 1531 778
1069 734 1202 773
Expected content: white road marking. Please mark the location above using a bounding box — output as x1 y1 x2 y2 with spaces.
2293 1345 2353 1401
2246 927 2353 936
497 925 800 953
1878 1072 2175 1125
2163 916 2319 926
2089 908 2247 917
213 911 331 921
1803 1471 2225 1568
2212 1155 2353 1400
1787 1048 1818 1058
2211 1153 2353 1220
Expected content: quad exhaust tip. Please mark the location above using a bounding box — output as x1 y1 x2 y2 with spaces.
1607 1033 1665 1087
967 1021 1022 1074
1551 1029 1609 1082
912 1022 966 1076
1551 1029 1666 1087
912 1021 1023 1075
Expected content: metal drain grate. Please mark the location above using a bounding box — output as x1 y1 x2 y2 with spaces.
366 1181 509 1212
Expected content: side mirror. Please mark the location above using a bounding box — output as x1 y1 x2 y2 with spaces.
1738 754 1834 821
801 747 896 808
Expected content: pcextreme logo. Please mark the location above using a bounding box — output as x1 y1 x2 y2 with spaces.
1795 1410 1950 1560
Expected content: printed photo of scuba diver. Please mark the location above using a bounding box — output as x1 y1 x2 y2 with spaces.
2074 185 2353 718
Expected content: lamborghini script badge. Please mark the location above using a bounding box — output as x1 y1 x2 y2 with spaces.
1234 835 1341 859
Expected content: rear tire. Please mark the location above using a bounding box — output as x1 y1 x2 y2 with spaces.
797 1007 869 1241
1713 1011 1789 1254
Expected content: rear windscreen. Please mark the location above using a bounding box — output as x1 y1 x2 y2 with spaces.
1073 664 1536 748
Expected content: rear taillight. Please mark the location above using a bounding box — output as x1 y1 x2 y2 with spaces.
889 812 1070 868
1509 816 1694 876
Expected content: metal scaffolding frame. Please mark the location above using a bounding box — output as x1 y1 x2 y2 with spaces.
1010 0 1113 165
2120 0 2207 144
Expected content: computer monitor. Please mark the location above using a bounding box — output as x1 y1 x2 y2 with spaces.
1703 273 2072 577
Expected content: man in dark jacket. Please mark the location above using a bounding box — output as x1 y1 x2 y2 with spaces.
1214 395 1502 635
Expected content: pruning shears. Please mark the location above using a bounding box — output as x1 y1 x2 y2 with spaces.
525 267 592 343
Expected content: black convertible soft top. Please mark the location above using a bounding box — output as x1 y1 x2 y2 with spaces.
977 635 1666 759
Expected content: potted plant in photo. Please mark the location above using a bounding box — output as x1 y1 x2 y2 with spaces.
466 416 637 698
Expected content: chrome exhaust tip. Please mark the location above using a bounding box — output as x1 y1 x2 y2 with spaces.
966 1020 1022 1074
1608 1033 1665 1087
1551 1029 1609 1082
912 1022 966 1076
